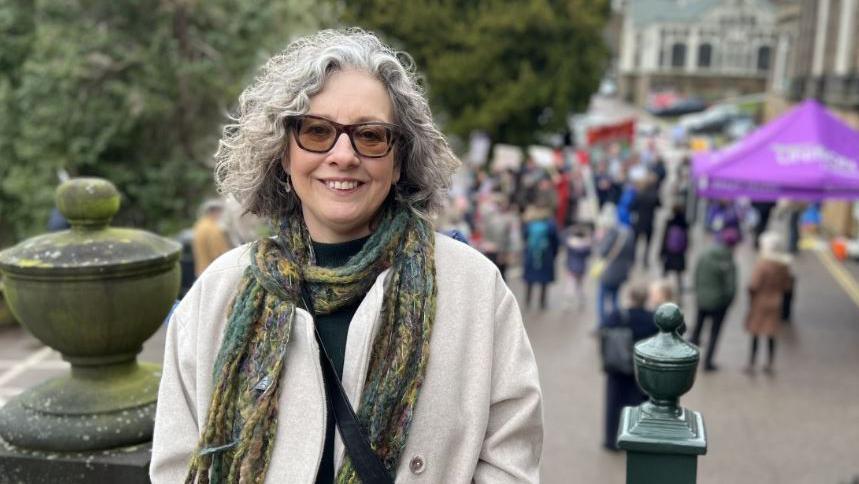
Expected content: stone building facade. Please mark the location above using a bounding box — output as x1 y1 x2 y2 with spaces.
618 0 779 106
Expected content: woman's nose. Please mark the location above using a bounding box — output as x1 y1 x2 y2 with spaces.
327 133 360 166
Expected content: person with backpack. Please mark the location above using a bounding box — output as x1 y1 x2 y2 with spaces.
660 204 690 296
522 205 560 310
600 282 658 451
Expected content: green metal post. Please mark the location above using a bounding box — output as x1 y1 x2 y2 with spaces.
617 303 707 484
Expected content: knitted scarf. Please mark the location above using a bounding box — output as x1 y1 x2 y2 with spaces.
186 206 437 484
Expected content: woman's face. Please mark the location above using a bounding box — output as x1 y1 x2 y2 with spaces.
283 69 400 243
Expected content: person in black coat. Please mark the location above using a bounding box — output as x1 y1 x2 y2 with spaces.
602 282 658 451
659 204 690 295
630 177 661 268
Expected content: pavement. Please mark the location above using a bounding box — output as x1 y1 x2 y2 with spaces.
514 234 859 484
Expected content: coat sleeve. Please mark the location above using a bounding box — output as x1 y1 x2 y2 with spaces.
724 259 738 305
597 228 617 258
474 280 544 483
150 298 201 483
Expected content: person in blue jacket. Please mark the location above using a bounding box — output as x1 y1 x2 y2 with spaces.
522 205 559 311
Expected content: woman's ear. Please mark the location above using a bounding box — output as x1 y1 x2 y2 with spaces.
281 146 290 175
392 148 403 184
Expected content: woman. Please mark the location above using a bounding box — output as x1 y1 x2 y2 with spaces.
150 29 542 484
594 204 635 327
659 203 689 296
744 232 793 373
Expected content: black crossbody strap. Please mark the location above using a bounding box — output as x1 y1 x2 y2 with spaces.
301 284 394 484
313 327 394 484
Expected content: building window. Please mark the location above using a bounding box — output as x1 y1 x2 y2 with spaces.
698 43 712 68
757 45 771 71
671 43 686 68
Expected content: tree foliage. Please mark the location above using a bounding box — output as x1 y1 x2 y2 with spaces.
341 0 610 146
0 0 329 245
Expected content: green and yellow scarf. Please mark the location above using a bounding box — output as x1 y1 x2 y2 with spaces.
186 206 437 483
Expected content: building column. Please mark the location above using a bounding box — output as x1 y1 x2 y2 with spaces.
687 29 699 73
813 0 831 77
835 0 857 75
771 32 791 93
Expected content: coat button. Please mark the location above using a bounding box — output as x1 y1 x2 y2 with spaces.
409 455 426 475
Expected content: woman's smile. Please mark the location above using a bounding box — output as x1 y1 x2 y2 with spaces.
319 178 364 193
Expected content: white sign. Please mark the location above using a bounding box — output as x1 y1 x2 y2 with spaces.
528 145 555 168
491 144 524 171
772 143 858 174
467 131 491 166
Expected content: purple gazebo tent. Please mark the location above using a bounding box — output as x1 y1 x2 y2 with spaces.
693 100 859 201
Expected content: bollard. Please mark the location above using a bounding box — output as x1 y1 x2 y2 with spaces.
617 303 707 484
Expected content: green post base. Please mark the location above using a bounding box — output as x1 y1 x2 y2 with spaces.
626 452 697 484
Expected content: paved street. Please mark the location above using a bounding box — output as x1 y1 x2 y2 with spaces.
513 232 859 484
2 199 859 483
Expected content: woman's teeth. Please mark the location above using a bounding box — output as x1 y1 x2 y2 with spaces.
326 180 359 190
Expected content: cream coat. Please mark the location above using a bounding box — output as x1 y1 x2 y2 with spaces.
150 234 543 483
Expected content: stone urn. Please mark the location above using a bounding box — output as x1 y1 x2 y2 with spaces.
0 177 180 452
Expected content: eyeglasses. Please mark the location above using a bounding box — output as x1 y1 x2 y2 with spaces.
289 115 400 158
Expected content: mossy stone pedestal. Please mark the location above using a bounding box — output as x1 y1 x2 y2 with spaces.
0 178 180 480
618 303 708 484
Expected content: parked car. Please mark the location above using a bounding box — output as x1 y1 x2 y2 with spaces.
725 114 756 140
647 97 708 117
679 104 740 134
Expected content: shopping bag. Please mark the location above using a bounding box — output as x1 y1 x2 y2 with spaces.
589 259 606 279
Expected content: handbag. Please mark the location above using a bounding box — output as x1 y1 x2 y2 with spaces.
599 310 635 375
590 228 628 280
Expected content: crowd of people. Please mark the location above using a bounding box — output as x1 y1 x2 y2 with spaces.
435 136 807 452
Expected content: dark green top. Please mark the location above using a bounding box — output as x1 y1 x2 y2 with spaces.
312 235 369 484
693 244 737 310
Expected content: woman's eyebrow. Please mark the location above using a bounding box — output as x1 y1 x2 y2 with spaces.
352 115 391 124
306 112 391 124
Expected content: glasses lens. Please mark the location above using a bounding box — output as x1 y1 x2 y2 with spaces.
297 118 336 152
353 125 392 157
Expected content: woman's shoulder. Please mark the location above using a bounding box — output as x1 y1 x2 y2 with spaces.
173 243 254 326
198 242 254 279
433 232 501 281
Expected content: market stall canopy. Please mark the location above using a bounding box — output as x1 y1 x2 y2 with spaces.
693 99 859 201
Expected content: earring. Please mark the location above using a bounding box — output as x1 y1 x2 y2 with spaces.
277 172 292 194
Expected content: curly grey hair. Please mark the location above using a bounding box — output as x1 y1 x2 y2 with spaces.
214 28 460 222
